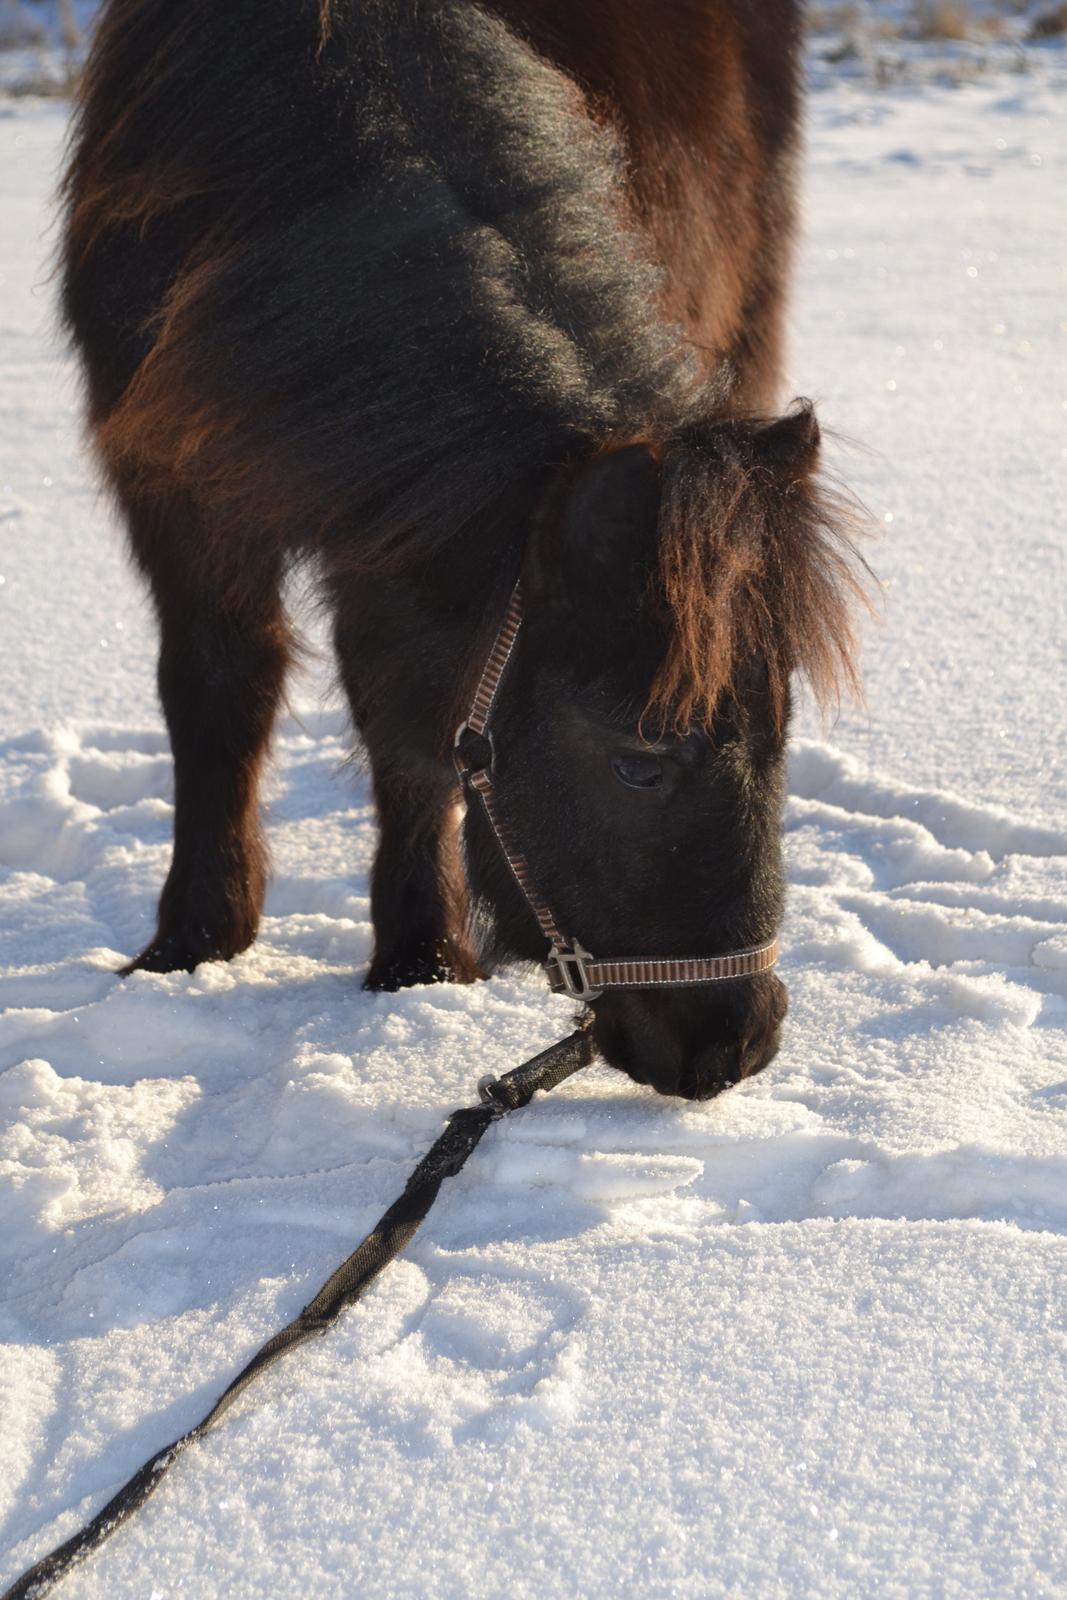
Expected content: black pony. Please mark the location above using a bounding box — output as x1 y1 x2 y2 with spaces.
61 0 865 1098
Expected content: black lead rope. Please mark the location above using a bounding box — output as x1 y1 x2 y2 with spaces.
3 1025 595 1600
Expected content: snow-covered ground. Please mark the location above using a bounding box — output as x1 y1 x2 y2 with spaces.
2 43 1066 1600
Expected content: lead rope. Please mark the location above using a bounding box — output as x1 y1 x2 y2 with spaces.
2 1025 596 1600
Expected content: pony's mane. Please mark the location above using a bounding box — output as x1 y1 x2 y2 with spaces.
65 0 696 564
647 410 870 734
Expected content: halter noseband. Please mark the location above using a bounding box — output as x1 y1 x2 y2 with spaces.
453 582 779 1001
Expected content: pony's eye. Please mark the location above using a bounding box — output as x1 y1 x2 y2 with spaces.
612 753 664 790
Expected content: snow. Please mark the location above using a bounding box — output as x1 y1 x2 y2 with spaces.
2 44 1067 1600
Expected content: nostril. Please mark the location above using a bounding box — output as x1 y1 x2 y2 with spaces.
627 1052 685 1098
734 979 787 1071
681 1063 736 1101
742 1019 783 1077
739 1007 786 1079
680 1031 780 1101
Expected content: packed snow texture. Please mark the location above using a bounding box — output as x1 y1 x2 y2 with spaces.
2 44 1066 1600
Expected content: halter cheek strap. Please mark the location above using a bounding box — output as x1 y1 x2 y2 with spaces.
453 582 779 1001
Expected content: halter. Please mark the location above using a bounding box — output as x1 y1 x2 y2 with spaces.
453 582 780 1001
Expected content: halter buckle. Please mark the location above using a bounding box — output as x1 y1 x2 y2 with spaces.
453 721 494 783
544 942 602 1002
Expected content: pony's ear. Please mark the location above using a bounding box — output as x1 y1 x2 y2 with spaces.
527 443 661 599
753 404 820 473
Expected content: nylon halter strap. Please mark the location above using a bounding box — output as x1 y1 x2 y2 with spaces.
453 582 780 1002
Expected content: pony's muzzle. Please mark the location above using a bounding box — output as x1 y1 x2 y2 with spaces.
591 973 788 1101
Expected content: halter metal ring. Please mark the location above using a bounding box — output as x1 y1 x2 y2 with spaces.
544 942 602 1002
453 721 495 782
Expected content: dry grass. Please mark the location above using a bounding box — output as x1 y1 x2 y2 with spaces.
912 1 973 39
57 0 80 53
0 0 45 51
0 0 83 95
811 0 1053 43
1029 3 1067 36
807 3 862 31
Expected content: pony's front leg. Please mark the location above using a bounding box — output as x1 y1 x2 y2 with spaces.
364 765 485 991
121 494 290 974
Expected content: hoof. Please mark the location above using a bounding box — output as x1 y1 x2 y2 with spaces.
120 925 255 975
363 941 487 992
363 957 448 992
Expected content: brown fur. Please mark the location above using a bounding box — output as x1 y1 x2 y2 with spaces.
490 0 801 408
649 413 868 734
